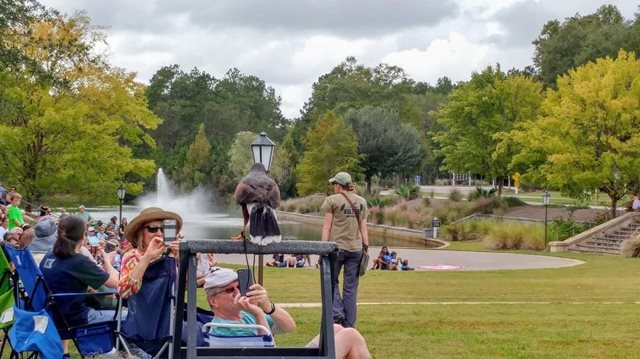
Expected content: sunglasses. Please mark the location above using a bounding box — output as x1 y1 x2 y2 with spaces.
212 286 239 296
144 225 164 234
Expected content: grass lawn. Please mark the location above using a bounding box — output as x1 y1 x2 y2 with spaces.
205 252 640 359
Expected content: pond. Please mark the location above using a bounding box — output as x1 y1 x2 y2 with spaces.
89 206 428 249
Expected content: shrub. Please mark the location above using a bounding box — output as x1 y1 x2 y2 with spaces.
549 218 589 241
621 236 640 257
369 205 385 224
467 187 497 201
449 189 463 202
367 196 394 209
442 222 482 241
395 184 420 201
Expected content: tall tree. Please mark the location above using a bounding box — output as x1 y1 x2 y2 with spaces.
292 57 415 155
345 106 423 192
0 13 160 204
513 50 640 218
533 5 634 87
432 66 543 197
177 123 214 191
296 112 361 196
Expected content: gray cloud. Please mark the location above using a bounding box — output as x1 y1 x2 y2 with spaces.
53 0 459 37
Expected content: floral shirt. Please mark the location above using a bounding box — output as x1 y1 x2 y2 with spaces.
118 249 145 299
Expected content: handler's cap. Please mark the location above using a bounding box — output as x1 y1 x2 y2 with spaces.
328 172 352 185
203 268 238 290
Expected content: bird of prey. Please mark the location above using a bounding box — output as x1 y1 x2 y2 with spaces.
233 163 281 245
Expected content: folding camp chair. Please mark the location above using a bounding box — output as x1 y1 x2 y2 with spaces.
3 245 118 358
118 255 176 358
201 322 275 348
0 245 18 359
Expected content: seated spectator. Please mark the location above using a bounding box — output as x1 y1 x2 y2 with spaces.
399 259 414 271
286 254 305 268
3 228 21 247
18 227 35 249
196 253 218 287
86 227 99 246
203 268 372 358
372 246 391 270
32 218 58 253
633 193 640 212
0 213 7 241
266 254 285 267
388 252 400 271
118 206 182 300
39 216 119 357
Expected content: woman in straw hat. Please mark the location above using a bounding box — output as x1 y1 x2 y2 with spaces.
117 207 183 299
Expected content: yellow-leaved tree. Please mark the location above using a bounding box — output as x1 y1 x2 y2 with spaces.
0 12 160 204
512 50 640 218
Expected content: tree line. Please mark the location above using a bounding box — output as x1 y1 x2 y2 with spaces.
0 2 639 217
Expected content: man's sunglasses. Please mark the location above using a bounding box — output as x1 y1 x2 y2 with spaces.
213 286 239 296
144 225 164 234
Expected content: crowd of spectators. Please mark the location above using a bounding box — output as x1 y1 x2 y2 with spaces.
0 182 369 357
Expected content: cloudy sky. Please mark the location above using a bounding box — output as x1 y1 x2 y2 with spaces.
40 0 637 119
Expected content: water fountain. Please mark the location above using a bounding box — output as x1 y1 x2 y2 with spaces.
135 168 242 239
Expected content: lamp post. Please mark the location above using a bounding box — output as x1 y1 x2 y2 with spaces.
117 184 126 236
542 190 551 250
251 132 276 172
251 132 276 285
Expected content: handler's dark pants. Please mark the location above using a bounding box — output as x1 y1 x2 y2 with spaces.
332 250 362 328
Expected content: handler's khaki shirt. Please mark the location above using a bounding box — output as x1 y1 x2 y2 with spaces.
321 193 369 252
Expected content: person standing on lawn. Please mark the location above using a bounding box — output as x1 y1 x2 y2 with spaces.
321 172 369 328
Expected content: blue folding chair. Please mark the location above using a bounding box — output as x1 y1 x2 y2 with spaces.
202 322 275 348
118 256 176 358
4 246 118 358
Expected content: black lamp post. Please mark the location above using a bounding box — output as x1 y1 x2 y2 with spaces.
251 132 276 172
117 184 126 235
251 132 276 285
542 190 551 249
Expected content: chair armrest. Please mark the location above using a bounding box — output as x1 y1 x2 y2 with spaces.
49 290 118 298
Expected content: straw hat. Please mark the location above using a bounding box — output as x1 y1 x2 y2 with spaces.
125 207 183 248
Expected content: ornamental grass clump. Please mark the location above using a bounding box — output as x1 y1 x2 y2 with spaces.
483 222 544 250
279 194 326 214
621 236 640 257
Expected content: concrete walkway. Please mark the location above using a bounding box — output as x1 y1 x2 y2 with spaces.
215 245 584 271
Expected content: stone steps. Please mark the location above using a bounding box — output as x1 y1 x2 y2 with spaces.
566 214 640 255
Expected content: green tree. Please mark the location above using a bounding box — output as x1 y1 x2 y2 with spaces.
533 5 635 87
513 50 640 218
292 57 415 155
296 112 361 196
345 106 423 192
0 13 159 204
177 123 214 191
432 66 543 197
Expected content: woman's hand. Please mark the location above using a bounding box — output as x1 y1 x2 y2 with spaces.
102 248 116 264
143 236 165 260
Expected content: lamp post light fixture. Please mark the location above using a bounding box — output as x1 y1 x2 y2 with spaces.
251 132 276 285
542 190 551 250
251 132 276 172
117 184 126 235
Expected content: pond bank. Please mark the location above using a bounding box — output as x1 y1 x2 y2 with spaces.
277 211 446 248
